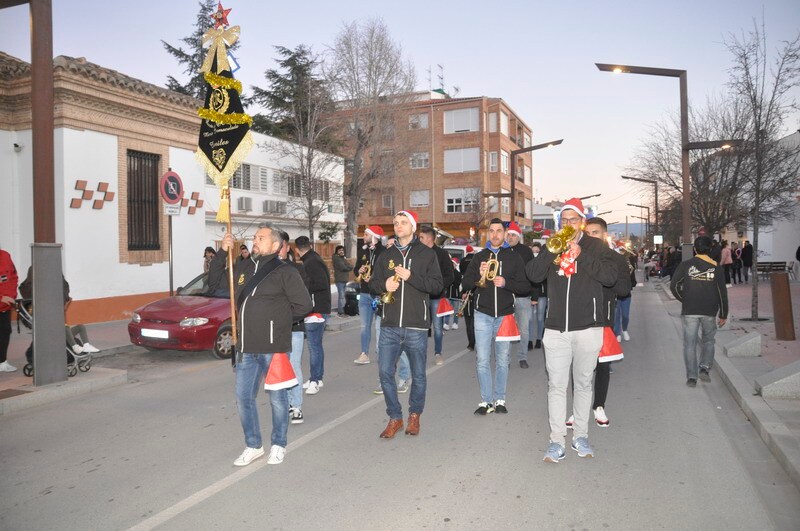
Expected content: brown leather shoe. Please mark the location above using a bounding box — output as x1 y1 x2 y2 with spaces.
380 418 404 439
405 413 420 435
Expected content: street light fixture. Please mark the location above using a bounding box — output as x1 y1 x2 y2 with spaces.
597 211 612 216
621 175 659 236
629 203 651 245
579 193 602 201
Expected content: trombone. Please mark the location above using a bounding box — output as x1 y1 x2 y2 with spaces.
547 225 577 264
475 257 499 288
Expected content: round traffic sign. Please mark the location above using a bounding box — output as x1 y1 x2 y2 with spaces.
160 171 184 205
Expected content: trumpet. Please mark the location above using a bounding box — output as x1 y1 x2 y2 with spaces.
475 257 499 288
381 274 401 304
547 225 577 264
355 264 372 283
456 291 472 317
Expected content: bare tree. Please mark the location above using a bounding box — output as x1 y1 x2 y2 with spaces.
726 20 800 319
324 18 417 256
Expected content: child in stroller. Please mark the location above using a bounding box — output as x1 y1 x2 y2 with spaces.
15 299 97 377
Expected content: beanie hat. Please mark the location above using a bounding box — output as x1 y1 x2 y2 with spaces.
396 210 419 232
507 221 522 237
560 198 586 218
365 225 384 239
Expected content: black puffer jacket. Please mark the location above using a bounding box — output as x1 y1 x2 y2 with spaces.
431 245 455 299
462 247 530 318
599 247 632 327
300 249 331 315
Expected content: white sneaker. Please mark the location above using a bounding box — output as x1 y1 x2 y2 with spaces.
397 379 409 393
566 415 574 429
443 323 450 330
726 284 732 288
80 342 100 353
0 361 18 372
72 344 84 354
616 335 622 343
306 381 321 395
354 353 370 365
622 331 630 341
594 406 610 427
452 323 459 330
233 446 264 466
303 380 323 390
434 354 444 366
267 445 285 465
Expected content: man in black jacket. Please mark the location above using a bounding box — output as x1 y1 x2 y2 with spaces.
354 226 385 365
506 221 534 368
418 225 455 366
460 246 477 350
295 236 331 396
211 224 313 467
462 219 530 415
369 211 443 439
527 198 617 462
670 236 728 387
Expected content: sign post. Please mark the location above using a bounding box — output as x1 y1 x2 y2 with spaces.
160 170 184 296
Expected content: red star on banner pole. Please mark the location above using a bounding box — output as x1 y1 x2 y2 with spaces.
211 2 232 28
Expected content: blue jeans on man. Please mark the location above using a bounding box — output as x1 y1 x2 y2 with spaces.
682 315 717 380
529 297 548 341
378 326 428 419
287 330 305 409
359 293 379 354
236 353 289 449
614 295 632 336
474 311 511 403
428 298 444 354
306 316 327 383
335 282 346 314
513 297 531 362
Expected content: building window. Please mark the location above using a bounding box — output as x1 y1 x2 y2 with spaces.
127 150 160 251
524 132 531 148
409 113 429 130
500 111 509 136
501 188 510 214
382 194 393 210
525 198 532 220
444 107 480 134
489 151 498 172
231 164 251 190
444 147 480 173
524 165 531 186
410 152 430 169
488 112 497 133
288 174 303 197
273 171 288 195
500 150 509 174
444 187 479 213
258 166 269 191
410 189 430 207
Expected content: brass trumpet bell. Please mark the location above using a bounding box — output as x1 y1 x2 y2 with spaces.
476 257 499 288
547 225 577 263
381 274 401 304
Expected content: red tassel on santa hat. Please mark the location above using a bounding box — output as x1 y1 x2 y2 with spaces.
436 298 454 317
598 327 624 362
264 353 298 390
495 314 520 342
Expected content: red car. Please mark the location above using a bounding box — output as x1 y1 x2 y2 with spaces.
128 273 233 359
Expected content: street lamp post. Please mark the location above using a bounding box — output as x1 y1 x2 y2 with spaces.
628 203 651 245
632 215 649 246
621 175 659 237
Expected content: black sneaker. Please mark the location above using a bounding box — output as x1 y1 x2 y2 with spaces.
494 401 508 414
686 378 697 388
474 402 495 415
527 341 533 351
290 408 304 424
535 340 542 349
519 360 529 369
699 369 711 382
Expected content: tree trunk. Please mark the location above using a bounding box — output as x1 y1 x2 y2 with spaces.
751 149 762 320
344 191 358 258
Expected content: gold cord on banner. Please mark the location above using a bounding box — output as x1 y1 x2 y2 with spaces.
216 185 230 223
200 26 240 74
204 71 242 93
197 108 253 126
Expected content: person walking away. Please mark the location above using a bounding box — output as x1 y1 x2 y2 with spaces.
526 198 617 462
354 226 385 365
443 257 462 331
462 219 529 415
528 243 548 351
741 240 753 283
332 245 352 317
209 225 312 466
506 222 534 368
731 241 742 285
720 241 733 288
460 246 476 350
295 236 331 396
670 236 728 387
368 211 443 438
0 245 18 372
418 225 454 366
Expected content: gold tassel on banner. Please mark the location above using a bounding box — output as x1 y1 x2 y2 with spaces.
216 185 230 223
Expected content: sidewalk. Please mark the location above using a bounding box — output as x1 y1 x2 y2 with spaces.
655 273 800 491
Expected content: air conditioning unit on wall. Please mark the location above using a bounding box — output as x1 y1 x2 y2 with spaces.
237 197 252 212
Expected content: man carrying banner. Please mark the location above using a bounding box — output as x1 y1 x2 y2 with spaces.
209 224 312 466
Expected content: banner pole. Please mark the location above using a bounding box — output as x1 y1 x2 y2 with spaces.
224 186 238 348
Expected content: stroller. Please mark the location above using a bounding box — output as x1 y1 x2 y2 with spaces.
15 299 93 377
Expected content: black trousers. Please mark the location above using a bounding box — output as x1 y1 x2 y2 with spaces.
0 310 11 363
464 314 475 348
593 362 610 409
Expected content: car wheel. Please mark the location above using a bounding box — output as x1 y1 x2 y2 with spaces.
212 324 234 360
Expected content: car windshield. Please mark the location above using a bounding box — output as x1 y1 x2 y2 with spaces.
176 273 226 297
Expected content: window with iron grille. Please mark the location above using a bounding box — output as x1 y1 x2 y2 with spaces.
127 150 161 250
288 174 303 197
231 164 252 190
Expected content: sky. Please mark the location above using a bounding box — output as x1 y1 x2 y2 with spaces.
2 0 799 226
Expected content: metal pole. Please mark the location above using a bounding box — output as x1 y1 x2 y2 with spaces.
679 71 693 261
224 187 238 348
168 215 174 296
510 154 516 223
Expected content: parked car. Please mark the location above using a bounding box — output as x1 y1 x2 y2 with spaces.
128 272 233 359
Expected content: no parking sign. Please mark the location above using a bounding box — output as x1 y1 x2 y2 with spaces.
160 171 184 215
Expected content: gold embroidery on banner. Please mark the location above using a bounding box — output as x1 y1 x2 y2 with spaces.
210 87 230 114
212 148 227 169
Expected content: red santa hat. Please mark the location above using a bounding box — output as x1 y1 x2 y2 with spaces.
495 314 521 342
396 210 419 232
560 198 587 218
365 225 384 240
263 353 298 390
304 313 325 324
436 298 454 317
466 245 475 254
507 221 522 237
598 326 624 362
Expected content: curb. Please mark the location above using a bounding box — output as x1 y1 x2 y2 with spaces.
714 353 800 493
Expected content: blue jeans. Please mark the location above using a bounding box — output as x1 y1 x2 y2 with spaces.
614 295 632 335
474 311 511 403
682 315 717 380
429 298 444 354
378 326 428 419
513 297 531 361
335 282 346 313
236 353 289 449
359 294 379 354
287 331 305 409
529 297 547 341
306 317 327 382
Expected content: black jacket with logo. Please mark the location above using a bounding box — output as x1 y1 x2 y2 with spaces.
368 239 443 329
300 249 331 315
526 235 618 332
431 244 455 299
354 243 384 295
462 247 530 318
509 243 534 297
670 256 728 318
599 247 632 327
